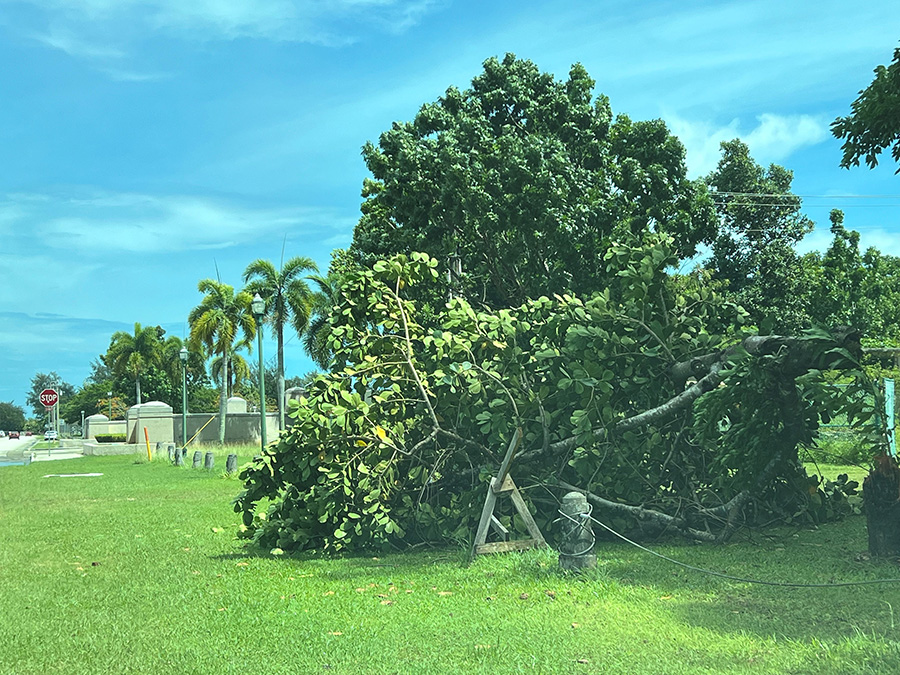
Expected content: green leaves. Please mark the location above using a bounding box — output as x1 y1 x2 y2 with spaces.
237 247 872 553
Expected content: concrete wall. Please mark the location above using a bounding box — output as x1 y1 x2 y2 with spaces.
85 397 278 446
83 441 145 456
174 411 279 446
126 401 174 444
84 416 127 439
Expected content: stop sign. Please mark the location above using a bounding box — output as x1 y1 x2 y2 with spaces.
40 388 59 408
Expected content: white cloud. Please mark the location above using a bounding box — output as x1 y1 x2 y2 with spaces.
21 0 439 44
0 191 353 254
743 114 828 163
666 113 829 177
34 28 125 59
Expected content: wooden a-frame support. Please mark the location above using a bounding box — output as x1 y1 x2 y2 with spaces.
471 427 547 557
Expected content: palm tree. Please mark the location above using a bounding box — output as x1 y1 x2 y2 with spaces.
209 340 252 398
107 323 163 405
303 271 342 369
243 256 318 430
188 279 255 444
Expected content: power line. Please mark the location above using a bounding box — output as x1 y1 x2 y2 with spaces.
712 201 900 211
710 191 900 199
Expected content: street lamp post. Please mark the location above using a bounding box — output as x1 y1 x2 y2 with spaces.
180 346 189 449
251 293 267 452
81 410 85 439
108 391 112 420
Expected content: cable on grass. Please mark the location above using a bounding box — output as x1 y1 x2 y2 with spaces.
555 509 900 588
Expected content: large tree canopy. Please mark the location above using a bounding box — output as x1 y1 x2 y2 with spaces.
350 54 716 309
833 45 900 172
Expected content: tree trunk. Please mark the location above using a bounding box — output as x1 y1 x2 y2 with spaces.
277 329 285 431
217 354 228 445
864 457 900 557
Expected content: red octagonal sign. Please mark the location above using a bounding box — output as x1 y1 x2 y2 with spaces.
40 388 59 408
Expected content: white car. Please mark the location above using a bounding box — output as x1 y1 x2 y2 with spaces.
44 430 58 441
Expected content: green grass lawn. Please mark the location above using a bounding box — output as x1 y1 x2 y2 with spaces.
2 454 899 674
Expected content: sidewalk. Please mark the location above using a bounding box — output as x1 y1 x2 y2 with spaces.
1 439 85 465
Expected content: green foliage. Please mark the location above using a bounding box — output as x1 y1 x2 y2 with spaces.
60 381 114 423
303 268 344 369
243 255 318 428
94 434 126 443
833 45 900 172
351 54 715 309
0 401 26 431
237 244 881 553
705 139 812 331
804 210 900 342
107 323 165 406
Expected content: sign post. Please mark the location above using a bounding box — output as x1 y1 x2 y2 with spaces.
40 389 59 408
40 389 59 439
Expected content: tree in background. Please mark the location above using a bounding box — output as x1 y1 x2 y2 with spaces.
61 381 116 423
25 372 75 418
243 256 318 431
107 323 164 405
704 139 813 331
805 209 900 342
0 402 26 432
350 53 716 309
303 270 343 369
833 45 900 173
210 341 252 399
189 279 255 444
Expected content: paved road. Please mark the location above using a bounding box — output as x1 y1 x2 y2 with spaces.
0 435 38 460
0 437 84 463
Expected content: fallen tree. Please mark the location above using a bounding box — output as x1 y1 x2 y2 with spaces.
235 240 883 552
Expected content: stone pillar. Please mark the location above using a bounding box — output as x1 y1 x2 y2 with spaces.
192 451 202 468
204 452 215 470
558 491 597 571
226 454 237 474
174 449 184 467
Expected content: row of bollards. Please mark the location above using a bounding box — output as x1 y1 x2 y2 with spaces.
156 440 237 474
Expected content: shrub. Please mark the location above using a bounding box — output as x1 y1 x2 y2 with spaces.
94 434 126 444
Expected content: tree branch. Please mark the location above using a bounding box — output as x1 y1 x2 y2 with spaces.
556 480 718 542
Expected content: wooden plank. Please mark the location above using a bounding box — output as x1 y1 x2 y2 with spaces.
507 480 546 546
490 515 510 541
494 427 522 487
474 538 544 556
472 483 499 550
492 474 515 494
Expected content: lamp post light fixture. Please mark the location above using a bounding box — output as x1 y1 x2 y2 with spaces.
251 293 267 452
180 346 189 449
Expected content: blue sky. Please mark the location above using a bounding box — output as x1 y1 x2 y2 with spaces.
1 0 899 410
